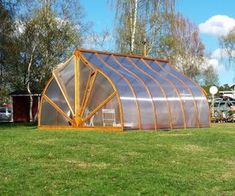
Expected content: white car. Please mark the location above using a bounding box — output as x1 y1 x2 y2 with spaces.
0 107 12 122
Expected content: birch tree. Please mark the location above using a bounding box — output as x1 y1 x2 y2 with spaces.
112 0 175 55
220 27 235 62
200 65 219 86
130 0 138 52
159 13 206 80
10 1 84 121
220 27 235 81
112 1 213 81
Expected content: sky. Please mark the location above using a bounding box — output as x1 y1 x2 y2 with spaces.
80 0 235 85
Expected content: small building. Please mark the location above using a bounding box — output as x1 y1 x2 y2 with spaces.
10 91 41 122
219 84 235 100
38 48 210 131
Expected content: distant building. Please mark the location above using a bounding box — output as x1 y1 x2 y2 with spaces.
10 91 41 122
231 84 235 91
219 84 235 100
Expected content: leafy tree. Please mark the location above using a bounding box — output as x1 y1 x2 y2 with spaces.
14 7 81 89
111 0 175 55
199 65 219 86
220 27 235 62
3 0 86 121
220 27 235 81
218 84 231 91
112 1 207 81
159 13 205 81
0 1 17 104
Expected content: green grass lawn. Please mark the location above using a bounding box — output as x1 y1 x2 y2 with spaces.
0 123 235 195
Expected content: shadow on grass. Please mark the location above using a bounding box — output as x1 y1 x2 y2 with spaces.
0 122 37 128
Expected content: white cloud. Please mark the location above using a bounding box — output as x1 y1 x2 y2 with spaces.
202 48 227 71
207 58 223 71
211 48 235 60
211 48 228 59
201 57 224 72
199 15 235 36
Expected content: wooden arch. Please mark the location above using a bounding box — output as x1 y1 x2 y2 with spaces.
38 50 124 131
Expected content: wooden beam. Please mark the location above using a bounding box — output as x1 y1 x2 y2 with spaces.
75 56 80 116
53 71 75 117
80 71 98 117
83 91 116 123
43 95 73 124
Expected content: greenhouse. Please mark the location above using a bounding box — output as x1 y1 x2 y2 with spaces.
38 48 210 131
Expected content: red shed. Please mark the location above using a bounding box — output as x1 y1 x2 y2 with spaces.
10 91 41 122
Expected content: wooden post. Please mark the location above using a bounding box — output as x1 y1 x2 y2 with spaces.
73 50 85 126
74 53 80 117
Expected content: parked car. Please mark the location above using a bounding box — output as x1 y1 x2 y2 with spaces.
0 107 12 122
211 100 235 122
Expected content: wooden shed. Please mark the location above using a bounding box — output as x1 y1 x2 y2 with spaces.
10 91 41 122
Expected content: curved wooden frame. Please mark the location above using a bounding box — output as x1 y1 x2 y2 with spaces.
38 48 210 131
43 95 73 123
140 59 181 129
145 60 187 128
156 61 200 128
38 51 124 131
38 77 54 126
165 62 210 127
127 57 173 129
77 51 124 129
94 53 141 129
112 55 157 130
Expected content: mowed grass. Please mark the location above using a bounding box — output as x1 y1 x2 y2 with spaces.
0 123 235 195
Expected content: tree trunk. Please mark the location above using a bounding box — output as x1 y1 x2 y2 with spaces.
130 0 138 52
27 46 36 122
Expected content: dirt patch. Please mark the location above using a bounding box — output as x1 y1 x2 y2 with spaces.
220 159 235 180
175 144 206 153
159 133 192 137
125 151 141 157
65 159 110 169
34 139 58 145
222 131 235 135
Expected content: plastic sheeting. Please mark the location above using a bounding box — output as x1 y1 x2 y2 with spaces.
39 49 210 130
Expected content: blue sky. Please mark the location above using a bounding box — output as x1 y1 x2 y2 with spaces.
80 0 235 85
